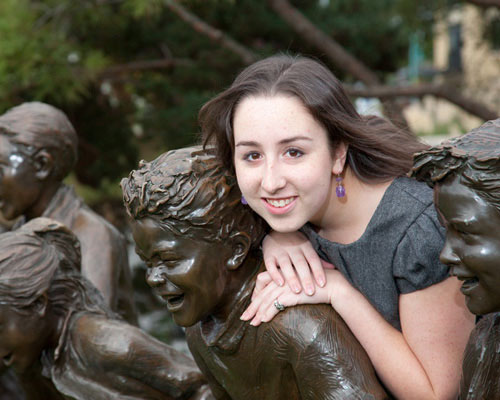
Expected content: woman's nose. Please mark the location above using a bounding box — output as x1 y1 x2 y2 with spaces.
146 265 167 288
261 162 286 193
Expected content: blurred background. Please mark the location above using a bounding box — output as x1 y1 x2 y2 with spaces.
0 0 499 344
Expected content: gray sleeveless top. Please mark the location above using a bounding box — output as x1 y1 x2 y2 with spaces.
300 177 448 331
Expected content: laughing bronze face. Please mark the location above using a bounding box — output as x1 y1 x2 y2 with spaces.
435 175 500 315
131 217 238 327
411 118 500 316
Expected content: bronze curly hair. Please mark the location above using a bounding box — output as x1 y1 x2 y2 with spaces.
121 145 267 247
411 118 500 213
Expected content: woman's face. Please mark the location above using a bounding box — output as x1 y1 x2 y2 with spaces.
436 175 500 315
233 94 341 232
0 302 51 373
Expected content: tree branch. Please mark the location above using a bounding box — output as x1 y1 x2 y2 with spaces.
344 83 499 121
267 0 409 128
163 0 258 65
267 0 380 85
465 0 500 8
99 58 192 78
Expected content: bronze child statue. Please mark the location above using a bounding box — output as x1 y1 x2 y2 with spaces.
0 217 212 400
0 102 136 324
122 146 388 400
411 118 500 400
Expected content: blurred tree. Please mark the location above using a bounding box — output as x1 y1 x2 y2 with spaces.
0 0 496 190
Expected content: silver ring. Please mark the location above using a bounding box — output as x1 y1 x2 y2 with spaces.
274 299 285 312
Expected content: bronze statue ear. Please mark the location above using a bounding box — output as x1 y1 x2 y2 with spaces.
32 293 49 317
226 232 251 270
33 150 54 180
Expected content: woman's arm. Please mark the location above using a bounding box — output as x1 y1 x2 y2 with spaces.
243 271 474 400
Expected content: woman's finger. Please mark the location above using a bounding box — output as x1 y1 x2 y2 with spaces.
252 271 273 300
263 255 284 287
302 246 327 287
321 260 336 269
292 254 316 295
248 283 287 324
275 253 303 294
241 279 281 320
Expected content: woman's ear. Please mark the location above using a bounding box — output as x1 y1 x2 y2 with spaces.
226 232 251 270
33 150 54 180
332 142 348 175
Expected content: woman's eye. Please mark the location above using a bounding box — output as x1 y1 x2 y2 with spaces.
285 148 304 158
243 152 261 162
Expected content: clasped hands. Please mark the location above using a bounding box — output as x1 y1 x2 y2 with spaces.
240 231 346 326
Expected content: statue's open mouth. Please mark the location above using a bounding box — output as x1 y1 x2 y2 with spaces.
460 277 479 294
2 353 13 367
165 294 185 311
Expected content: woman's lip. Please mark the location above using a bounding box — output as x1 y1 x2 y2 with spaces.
261 197 297 215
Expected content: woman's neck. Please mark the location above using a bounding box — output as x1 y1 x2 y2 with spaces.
314 169 393 244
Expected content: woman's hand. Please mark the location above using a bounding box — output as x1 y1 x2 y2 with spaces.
241 269 342 326
262 231 334 295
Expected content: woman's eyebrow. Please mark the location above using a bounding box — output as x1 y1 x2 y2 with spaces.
235 140 259 148
278 136 312 145
235 135 312 147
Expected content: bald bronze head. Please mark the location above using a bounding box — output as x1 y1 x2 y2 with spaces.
411 118 500 315
0 102 78 181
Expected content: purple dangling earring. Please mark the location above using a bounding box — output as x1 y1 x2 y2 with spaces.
335 175 345 198
241 195 248 205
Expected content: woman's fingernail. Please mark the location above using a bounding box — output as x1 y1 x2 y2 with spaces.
305 285 314 295
278 279 284 286
293 284 301 293
318 277 325 287
240 312 249 320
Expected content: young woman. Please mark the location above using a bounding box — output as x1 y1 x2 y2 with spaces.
200 54 474 399
0 217 211 400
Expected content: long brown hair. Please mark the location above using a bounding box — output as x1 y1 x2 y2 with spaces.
200 54 427 183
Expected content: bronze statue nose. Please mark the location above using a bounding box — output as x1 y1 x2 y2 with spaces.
146 265 167 287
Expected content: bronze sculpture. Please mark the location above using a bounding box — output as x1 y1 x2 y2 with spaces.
0 102 136 324
0 217 212 400
122 146 388 400
411 118 500 400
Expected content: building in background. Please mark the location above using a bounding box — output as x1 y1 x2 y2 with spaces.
405 3 500 139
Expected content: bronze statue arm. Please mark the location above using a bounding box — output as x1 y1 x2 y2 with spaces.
73 210 120 309
74 315 208 399
273 305 388 400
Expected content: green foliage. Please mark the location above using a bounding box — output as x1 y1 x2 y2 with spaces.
0 0 442 194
